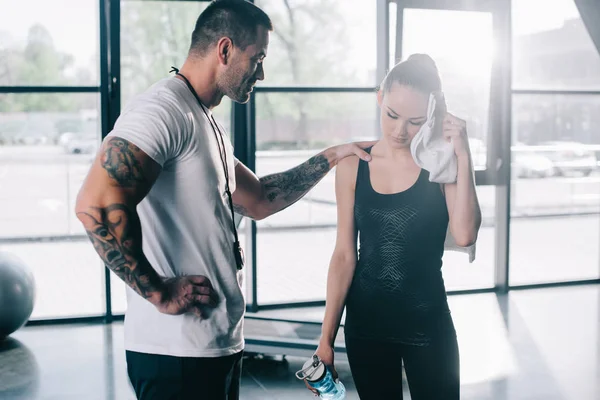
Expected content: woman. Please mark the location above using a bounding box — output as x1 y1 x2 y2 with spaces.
311 54 482 399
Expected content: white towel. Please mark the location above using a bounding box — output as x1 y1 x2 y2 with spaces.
410 92 476 263
410 93 457 184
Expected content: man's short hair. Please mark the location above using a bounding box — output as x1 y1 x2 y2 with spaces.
190 0 273 56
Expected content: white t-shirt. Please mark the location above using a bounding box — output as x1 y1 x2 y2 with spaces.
107 77 245 358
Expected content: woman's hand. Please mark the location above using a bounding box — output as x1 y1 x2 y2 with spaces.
304 344 339 396
443 113 471 160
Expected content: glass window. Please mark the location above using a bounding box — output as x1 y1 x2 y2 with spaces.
0 93 100 238
120 1 231 130
255 92 377 304
256 92 377 152
443 187 496 291
400 8 493 171
512 94 600 147
254 0 377 87
510 214 600 285
510 0 600 285
510 94 600 285
0 93 104 319
0 0 99 86
120 1 209 107
3 241 106 319
512 0 600 90
389 1 397 70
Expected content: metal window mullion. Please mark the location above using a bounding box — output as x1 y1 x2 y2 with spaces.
248 93 259 312
492 3 513 292
100 0 121 323
512 89 600 96
253 86 376 93
0 86 100 93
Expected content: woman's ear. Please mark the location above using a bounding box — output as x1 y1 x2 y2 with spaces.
376 90 384 107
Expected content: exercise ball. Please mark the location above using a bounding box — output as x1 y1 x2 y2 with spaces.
0 253 35 339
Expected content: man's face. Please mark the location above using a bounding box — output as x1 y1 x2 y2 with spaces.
220 25 269 103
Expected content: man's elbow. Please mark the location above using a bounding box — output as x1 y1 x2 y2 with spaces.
74 190 88 216
74 194 93 223
246 193 276 221
74 188 103 222
248 204 269 221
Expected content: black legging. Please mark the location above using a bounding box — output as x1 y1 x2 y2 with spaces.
344 331 460 400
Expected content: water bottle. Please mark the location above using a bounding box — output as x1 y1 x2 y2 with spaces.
295 354 346 399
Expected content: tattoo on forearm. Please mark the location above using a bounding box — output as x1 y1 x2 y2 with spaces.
77 204 162 300
260 154 330 204
101 138 146 187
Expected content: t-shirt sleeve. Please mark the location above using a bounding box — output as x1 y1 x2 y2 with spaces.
107 98 187 167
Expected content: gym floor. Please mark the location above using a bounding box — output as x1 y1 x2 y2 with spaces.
2 285 599 400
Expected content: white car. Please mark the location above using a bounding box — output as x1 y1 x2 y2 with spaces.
539 141 597 177
512 152 554 178
62 132 99 154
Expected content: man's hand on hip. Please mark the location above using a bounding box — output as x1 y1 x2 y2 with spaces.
152 275 219 318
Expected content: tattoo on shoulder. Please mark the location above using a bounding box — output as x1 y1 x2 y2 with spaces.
101 137 146 187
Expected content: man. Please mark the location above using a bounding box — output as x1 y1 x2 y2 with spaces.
75 1 372 399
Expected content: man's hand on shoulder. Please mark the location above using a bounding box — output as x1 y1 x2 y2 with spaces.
324 140 377 167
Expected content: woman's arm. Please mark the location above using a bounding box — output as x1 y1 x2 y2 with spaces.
320 156 359 346
314 156 360 376
442 113 482 247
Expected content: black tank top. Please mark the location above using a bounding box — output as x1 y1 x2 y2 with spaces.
344 147 453 345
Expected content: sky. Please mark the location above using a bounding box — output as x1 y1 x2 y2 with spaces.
0 0 583 74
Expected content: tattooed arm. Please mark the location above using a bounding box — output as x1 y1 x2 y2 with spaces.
75 137 217 316
232 141 375 220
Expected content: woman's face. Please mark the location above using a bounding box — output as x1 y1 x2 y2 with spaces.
377 83 429 149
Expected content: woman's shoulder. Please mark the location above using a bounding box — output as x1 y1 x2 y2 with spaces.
336 142 377 186
338 154 361 170
336 155 362 189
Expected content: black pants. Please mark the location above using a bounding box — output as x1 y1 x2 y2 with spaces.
126 350 243 400
345 332 459 400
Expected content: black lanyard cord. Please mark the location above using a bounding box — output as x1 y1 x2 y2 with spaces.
169 67 240 246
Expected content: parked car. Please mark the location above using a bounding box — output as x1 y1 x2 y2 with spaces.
60 132 99 154
538 141 597 176
512 152 554 178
